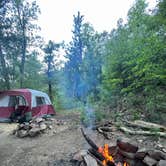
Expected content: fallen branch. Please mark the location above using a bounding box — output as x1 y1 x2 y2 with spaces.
120 126 166 138
123 120 166 132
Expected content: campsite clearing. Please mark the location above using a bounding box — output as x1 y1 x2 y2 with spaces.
0 111 166 166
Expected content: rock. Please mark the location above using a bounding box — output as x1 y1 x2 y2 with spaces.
135 148 147 160
143 155 157 166
12 129 17 135
28 127 41 137
35 117 44 123
17 129 28 138
29 123 39 128
23 123 31 130
48 125 53 129
72 150 88 161
39 123 47 130
83 154 98 166
18 123 25 129
157 160 166 166
148 150 166 160
117 138 138 153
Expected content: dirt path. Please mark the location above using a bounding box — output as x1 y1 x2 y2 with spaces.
0 112 165 166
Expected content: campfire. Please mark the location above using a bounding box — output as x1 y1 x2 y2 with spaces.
72 128 166 166
98 144 129 166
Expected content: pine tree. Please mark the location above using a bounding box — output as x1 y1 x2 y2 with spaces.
64 11 84 100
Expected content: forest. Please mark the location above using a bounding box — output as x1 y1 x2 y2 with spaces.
0 0 166 124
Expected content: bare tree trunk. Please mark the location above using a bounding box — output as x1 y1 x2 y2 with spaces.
0 45 10 89
20 32 26 88
16 3 26 88
48 81 53 102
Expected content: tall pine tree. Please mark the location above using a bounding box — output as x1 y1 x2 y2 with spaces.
64 12 84 100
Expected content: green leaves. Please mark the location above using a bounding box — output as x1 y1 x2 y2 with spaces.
102 0 166 123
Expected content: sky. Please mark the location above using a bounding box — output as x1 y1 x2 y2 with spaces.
37 0 157 43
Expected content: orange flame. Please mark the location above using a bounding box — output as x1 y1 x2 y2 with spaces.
98 144 129 166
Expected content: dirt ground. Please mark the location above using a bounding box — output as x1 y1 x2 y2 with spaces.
0 111 165 166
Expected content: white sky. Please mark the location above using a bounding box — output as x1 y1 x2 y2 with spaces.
37 0 157 43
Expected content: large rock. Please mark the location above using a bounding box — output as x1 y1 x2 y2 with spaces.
39 123 47 130
117 138 138 153
157 160 166 166
17 129 29 138
28 127 41 137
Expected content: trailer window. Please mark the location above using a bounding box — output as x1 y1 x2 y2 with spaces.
36 97 46 106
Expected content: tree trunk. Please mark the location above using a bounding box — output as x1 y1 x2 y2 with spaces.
20 25 26 88
0 45 10 89
16 4 26 88
48 81 53 101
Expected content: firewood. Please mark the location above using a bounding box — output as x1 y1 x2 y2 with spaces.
88 148 105 161
117 138 138 153
143 155 158 166
119 126 166 138
103 132 113 140
94 120 113 128
133 120 166 132
98 127 117 132
123 120 166 131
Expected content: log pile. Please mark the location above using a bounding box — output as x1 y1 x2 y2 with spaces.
93 120 166 139
72 128 166 166
12 117 65 138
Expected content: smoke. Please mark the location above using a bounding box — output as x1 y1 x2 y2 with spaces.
84 104 95 129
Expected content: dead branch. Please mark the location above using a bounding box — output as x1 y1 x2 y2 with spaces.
119 127 166 138
123 120 166 132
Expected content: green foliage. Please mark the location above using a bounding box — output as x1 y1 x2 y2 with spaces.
101 0 166 123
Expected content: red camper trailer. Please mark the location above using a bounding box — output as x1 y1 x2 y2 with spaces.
0 89 55 122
